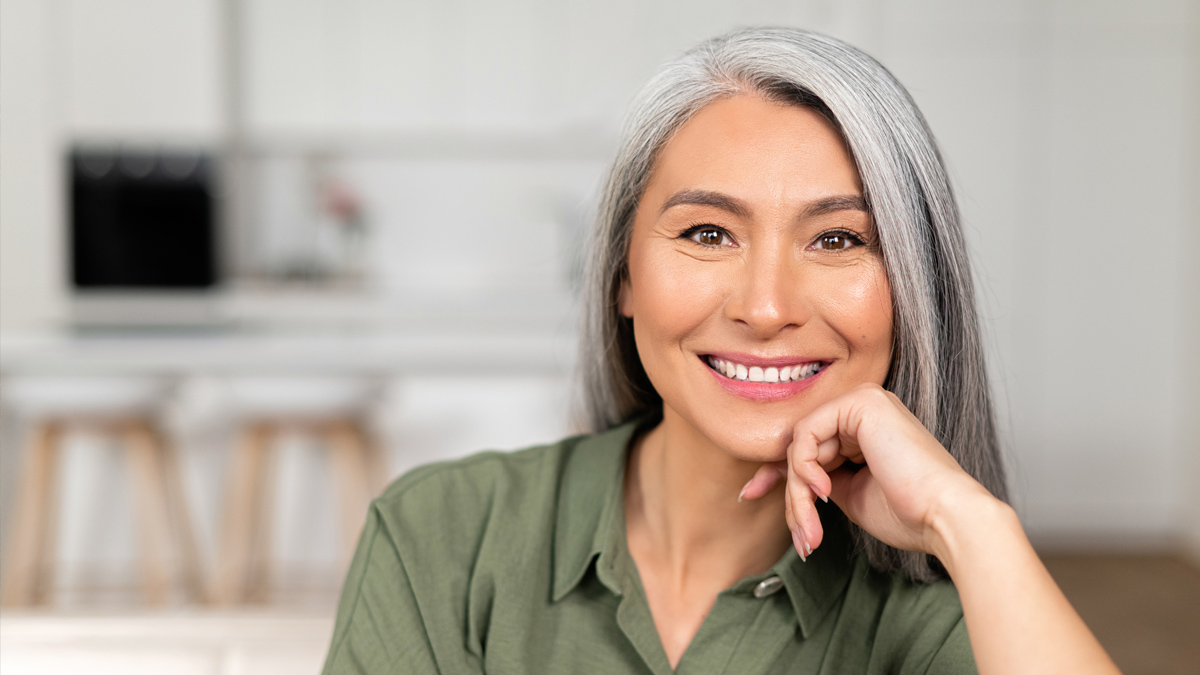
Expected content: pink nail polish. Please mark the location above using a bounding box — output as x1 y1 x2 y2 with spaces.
738 479 751 503
808 483 828 503
792 529 807 562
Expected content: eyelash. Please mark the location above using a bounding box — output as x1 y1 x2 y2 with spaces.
678 225 869 251
809 229 868 252
680 224 736 247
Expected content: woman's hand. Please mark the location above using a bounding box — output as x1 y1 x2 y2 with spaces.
742 383 1121 674
739 383 995 560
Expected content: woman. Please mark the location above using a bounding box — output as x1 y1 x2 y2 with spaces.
323 28 1119 674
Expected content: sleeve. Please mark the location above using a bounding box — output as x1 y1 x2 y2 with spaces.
923 618 977 675
321 502 483 675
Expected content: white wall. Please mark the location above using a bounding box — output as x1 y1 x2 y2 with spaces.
1181 5 1200 563
61 0 223 141
876 0 1196 548
239 0 870 138
0 0 67 334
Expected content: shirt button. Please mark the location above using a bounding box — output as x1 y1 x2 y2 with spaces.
753 576 784 598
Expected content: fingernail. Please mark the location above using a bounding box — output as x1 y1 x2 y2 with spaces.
792 529 807 562
800 528 813 557
737 479 752 503
808 484 829 503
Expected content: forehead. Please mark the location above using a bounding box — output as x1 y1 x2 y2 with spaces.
643 94 863 209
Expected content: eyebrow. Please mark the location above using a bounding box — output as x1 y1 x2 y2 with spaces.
659 189 869 220
803 194 870 218
660 190 750 218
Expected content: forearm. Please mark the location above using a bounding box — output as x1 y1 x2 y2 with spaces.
929 493 1120 675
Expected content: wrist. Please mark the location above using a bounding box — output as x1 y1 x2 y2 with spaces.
926 484 1020 579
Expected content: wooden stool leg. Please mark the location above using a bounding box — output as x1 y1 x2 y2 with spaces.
326 421 373 568
212 423 271 606
363 433 389 496
244 432 277 605
1 422 61 607
32 424 64 606
123 421 174 606
154 425 205 604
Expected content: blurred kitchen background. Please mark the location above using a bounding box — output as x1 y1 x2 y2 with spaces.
0 0 1197 673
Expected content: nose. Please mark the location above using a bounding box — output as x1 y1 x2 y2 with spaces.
723 244 810 338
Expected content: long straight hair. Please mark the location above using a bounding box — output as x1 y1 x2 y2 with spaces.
578 27 1006 582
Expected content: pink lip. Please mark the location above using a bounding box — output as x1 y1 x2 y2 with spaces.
701 354 828 402
704 351 824 368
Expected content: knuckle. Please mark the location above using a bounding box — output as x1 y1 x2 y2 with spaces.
854 383 891 406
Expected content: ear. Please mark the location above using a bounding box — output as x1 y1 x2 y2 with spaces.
618 277 634 319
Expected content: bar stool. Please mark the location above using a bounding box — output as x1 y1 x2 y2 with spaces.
0 375 203 607
211 376 385 606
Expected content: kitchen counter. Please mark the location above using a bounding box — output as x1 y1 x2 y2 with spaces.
0 326 578 376
3 288 582 376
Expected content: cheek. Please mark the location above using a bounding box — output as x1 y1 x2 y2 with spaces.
818 262 893 367
626 247 726 343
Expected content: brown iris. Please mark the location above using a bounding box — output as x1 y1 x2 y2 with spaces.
820 234 849 250
697 228 723 246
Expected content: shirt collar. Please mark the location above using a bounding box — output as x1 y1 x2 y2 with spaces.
551 420 854 638
551 420 638 602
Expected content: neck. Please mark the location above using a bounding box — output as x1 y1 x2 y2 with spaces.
625 407 792 590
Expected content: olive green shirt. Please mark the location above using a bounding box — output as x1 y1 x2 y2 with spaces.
323 421 976 674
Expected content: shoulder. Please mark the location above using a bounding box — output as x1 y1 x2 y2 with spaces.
380 439 577 510
871 565 965 626
324 434 597 672
372 434 588 554
840 558 976 674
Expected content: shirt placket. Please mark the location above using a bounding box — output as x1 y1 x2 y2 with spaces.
677 574 804 675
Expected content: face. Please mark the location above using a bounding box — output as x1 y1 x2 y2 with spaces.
620 94 894 461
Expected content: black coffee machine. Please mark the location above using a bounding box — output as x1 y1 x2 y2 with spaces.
71 148 218 289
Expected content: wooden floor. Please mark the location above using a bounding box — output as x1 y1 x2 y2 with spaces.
1041 554 1200 675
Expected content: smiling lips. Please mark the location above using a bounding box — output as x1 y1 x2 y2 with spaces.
705 355 825 383
701 355 827 401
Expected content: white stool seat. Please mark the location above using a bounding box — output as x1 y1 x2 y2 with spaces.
221 376 378 418
2 375 171 417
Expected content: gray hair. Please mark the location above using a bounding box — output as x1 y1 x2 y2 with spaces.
577 27 1007 582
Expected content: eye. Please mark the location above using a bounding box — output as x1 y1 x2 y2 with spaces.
810 230 866 251
682 225 735 248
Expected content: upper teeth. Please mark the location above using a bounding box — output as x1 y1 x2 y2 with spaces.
706 357 823 383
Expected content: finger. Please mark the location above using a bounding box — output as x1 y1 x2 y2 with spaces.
788 390 879 500
789 429 838 503
782 480 816 561
783 482 796 533
786 458 824 554
738 461 786 502
817 436 843 470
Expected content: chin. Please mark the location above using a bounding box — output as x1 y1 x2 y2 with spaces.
701 417 795 463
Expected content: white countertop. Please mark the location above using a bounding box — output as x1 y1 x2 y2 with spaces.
2 288 583 376
0 327 578 376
